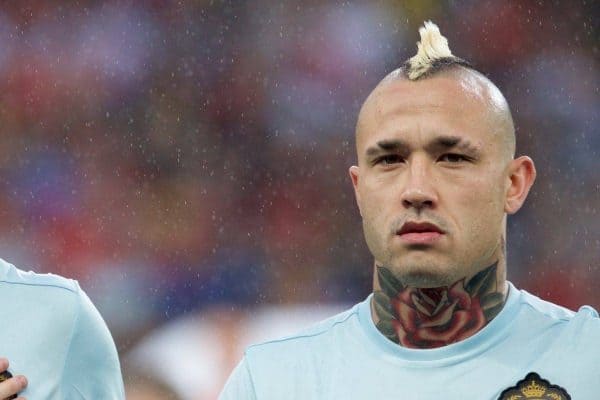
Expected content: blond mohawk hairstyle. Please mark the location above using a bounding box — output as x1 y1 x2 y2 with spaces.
405 21 470 80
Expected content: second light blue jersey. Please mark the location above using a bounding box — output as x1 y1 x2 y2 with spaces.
0 259 124 399
221 282 599 399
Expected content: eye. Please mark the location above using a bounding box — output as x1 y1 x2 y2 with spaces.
439 153 469 163
375 154 404 166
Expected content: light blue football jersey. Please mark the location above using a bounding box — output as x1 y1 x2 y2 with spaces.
220 282 599 399
0 259 124 399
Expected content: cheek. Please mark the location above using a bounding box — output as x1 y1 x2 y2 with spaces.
359 191 385 226
360 178 398 220
452 177 505 240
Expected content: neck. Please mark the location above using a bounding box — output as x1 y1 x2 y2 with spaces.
371 261 507 349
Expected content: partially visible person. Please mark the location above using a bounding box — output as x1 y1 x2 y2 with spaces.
0 258 124 399
220 21 600 399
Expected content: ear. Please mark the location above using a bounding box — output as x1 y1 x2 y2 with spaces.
349 165 363 217
504 156 536 214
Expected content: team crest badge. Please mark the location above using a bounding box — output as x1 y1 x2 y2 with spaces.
498 372 571 400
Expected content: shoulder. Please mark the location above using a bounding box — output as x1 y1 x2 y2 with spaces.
517 287 600 335
0 258 118 342
0 258 86 323
517 289 577 321
0 258 79 294
245 303 361 358
518 288 598 320
239 302 365 398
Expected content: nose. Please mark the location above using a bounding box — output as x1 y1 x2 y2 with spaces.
400 157 438 210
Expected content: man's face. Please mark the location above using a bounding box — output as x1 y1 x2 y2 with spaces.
350 71 512 287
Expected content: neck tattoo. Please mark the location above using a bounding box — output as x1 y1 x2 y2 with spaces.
372 262 505 349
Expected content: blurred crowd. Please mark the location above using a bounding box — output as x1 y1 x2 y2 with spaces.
0 1 596 398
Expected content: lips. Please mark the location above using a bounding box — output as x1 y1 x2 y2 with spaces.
397 221 444 235
397 221 444 245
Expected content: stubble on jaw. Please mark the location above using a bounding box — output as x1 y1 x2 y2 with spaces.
370 221 507 290
391 265 458 288
370 243 465 290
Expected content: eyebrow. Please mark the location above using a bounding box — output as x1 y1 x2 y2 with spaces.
365 135 481 158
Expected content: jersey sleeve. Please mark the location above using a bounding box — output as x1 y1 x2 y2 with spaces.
61 283 125 399
219 357 258 400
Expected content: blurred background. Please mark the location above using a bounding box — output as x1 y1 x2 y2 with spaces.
0 1 597 399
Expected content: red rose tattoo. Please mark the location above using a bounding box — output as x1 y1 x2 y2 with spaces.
373 263 505 349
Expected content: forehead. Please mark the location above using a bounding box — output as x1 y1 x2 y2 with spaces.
357 72 500 151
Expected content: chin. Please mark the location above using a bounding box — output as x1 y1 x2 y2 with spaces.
398 269 456 288
389 258 457 288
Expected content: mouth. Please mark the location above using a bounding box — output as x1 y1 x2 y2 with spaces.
396 221 445 245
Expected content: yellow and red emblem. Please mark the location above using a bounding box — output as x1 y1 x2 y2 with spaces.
498 372 571 400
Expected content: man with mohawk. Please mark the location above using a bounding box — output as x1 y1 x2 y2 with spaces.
220 21 598 399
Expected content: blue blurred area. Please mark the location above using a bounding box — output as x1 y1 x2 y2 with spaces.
0 1 596 351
